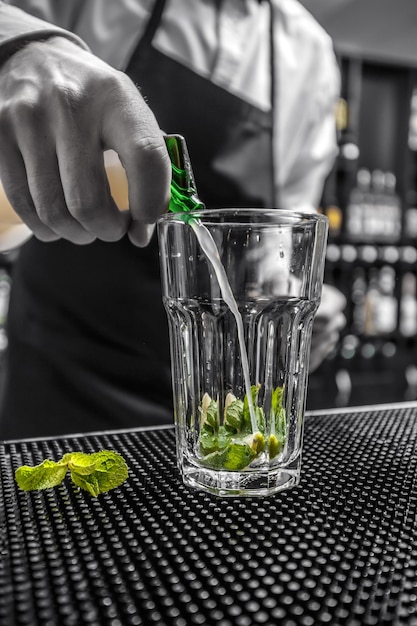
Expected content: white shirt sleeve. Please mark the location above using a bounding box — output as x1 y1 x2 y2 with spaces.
272 0 340 211
0 0 156 71
0 1 88 61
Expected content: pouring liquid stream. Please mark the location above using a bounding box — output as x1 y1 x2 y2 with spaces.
164 134 258 433
189 218 258 435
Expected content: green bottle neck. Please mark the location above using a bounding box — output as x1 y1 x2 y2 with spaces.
165 135 205 213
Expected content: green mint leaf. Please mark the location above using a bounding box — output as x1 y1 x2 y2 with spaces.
15 450 129 496
62 452 98 475
254 406 266 435
276 407 287 437
206 399 219 433
199 393 220 434
224 397 244 433
199 425 231 456
69 451 128 497
15 459 68 491
271 386 284 413
202 440 256 471
270 386 287 458
243 384 262 431
199 431 218 455
198 386 283 470
70 471 102 497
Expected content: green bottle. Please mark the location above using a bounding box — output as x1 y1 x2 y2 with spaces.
164 134 205 213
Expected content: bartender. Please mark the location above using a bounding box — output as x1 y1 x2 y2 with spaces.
0 0 345 438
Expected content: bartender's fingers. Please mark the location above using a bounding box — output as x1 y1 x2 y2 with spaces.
101 84 171 247
0 142 59 242
55 136 128 242
13 122 96 244
49 63 131 241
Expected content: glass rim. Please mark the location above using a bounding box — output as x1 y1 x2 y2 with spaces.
158 207 328 227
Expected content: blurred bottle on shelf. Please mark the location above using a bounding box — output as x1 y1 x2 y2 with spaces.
375 265 398 334
324 205 343 238
345 168 401 243
364 266 397 336
345 168 371 239
335 97 348 136
320 119 344 239
408 87 417 151
380 171 402 241
404 207 417 239
364 268 381 336
336 97 360 164
399 272 417 337
404 364 417 401
404 191 417 240
351 267 367 335
368 169 385 239
335 368 352 407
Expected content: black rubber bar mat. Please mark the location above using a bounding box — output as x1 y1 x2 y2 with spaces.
1 406 416 626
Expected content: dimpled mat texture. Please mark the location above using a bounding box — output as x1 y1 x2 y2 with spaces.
0 405 416 626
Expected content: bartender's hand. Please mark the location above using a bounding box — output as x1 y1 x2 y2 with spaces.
0 36 171 246
309 284 346 372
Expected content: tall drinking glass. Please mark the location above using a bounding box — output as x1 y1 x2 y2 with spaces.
158 209 328 497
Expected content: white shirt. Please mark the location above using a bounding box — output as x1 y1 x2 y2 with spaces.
0 0 340 210
155 0 271 111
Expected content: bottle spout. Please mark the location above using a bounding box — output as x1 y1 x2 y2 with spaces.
164 134 205 213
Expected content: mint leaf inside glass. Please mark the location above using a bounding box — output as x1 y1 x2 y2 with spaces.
197 386 285 471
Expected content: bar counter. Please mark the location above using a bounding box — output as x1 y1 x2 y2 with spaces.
1 403 416 626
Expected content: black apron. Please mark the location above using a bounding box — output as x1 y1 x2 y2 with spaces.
0 0 273 438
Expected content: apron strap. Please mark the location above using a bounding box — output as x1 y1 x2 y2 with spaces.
136 0 167 52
